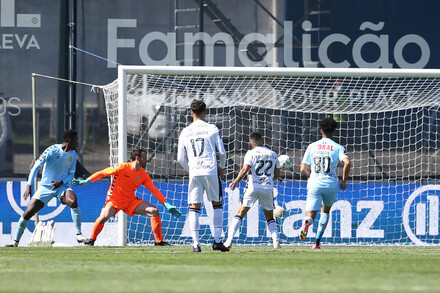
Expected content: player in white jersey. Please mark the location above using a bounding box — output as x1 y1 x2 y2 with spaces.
299 117 351 249
6 130 86 247
224 132 281 249
177 100 229 252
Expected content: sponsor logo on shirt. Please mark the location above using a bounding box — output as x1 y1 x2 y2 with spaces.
317 144 334 151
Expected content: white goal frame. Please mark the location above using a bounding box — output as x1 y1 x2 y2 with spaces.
115 65 440 246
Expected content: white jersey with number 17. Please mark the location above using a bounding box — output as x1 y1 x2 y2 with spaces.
302 137 348 189
177 120 226 177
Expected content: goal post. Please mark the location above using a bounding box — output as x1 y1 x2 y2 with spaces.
100 66 440 246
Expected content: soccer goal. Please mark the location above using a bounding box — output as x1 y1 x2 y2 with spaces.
99 66 440 246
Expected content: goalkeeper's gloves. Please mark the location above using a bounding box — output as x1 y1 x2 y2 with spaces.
163 202 181 217
72 178 91 186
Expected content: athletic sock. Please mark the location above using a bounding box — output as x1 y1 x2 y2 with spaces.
303 216 314 226
316 213 329 241
90 220 104 241
267 218 279 244
70 207 82 235
226 215 242 242
213 205 223 243
150 216 163 243
189 207 201 247
15 216 29 242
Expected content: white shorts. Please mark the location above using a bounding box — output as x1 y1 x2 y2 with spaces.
241 186 275 211
188 175 223 204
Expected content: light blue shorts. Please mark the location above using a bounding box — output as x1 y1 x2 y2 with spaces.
305 187 338 211
32 183 73 205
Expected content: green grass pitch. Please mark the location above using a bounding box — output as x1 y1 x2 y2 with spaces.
1 246 439 293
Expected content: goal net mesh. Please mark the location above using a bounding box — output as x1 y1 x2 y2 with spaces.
100 68 440 246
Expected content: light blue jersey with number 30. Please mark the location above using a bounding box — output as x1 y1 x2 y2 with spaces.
302 138 348 189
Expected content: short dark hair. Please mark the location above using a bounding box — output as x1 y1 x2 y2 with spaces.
249 132 264 145
62 129 78 142
130 148 147 161
319 117 337 136
191 99 206 116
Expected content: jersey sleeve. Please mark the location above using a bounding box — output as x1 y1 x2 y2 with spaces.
338 145 349 161
27 146 54 187
275 153 281 169
215 130 227 169
60 154 77 184
301 145 312 165
243 150 253 167
143 173 166 204
89 166 118 182
177 131 189 172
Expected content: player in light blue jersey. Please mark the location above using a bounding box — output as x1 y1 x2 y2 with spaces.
6 130 86 247
299 117 351 249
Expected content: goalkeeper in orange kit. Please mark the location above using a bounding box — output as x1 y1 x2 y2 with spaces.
73 148 181 246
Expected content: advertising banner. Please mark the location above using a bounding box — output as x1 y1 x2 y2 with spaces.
1 181 438 246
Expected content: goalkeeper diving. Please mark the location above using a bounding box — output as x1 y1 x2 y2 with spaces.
73 148 181 246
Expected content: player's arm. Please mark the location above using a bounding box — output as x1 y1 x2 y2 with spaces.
273 167 281 180
143 174 181 217
300 145 312 179
340 157 351 190
229 164 251 190
24 147 52 199
300 163 311 179
73 166 117 186
177 134 189 172
215 131 227 176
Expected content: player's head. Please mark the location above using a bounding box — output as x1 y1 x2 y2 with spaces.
249 132 264 147
62 129 78 150
319 117 337 137
190 99 206 119
130 148 147 168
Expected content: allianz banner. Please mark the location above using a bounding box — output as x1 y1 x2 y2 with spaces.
0 181 438 246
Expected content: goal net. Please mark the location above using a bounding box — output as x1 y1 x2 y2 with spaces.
100 66 440 246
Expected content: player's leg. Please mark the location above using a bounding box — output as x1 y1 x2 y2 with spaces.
85 204 116 246
189 203 202 252
207 175 229 252
224 205 250 248
211 200 230 251
224 186 255 248
6 198 44 246
313 188 337 249
132 200 169 246
261 189 280 248
263 209 280 248
300 188 322 241
60 188 85 243
188 176 203 252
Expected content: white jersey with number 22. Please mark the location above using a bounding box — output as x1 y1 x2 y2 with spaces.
244 146 279 190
